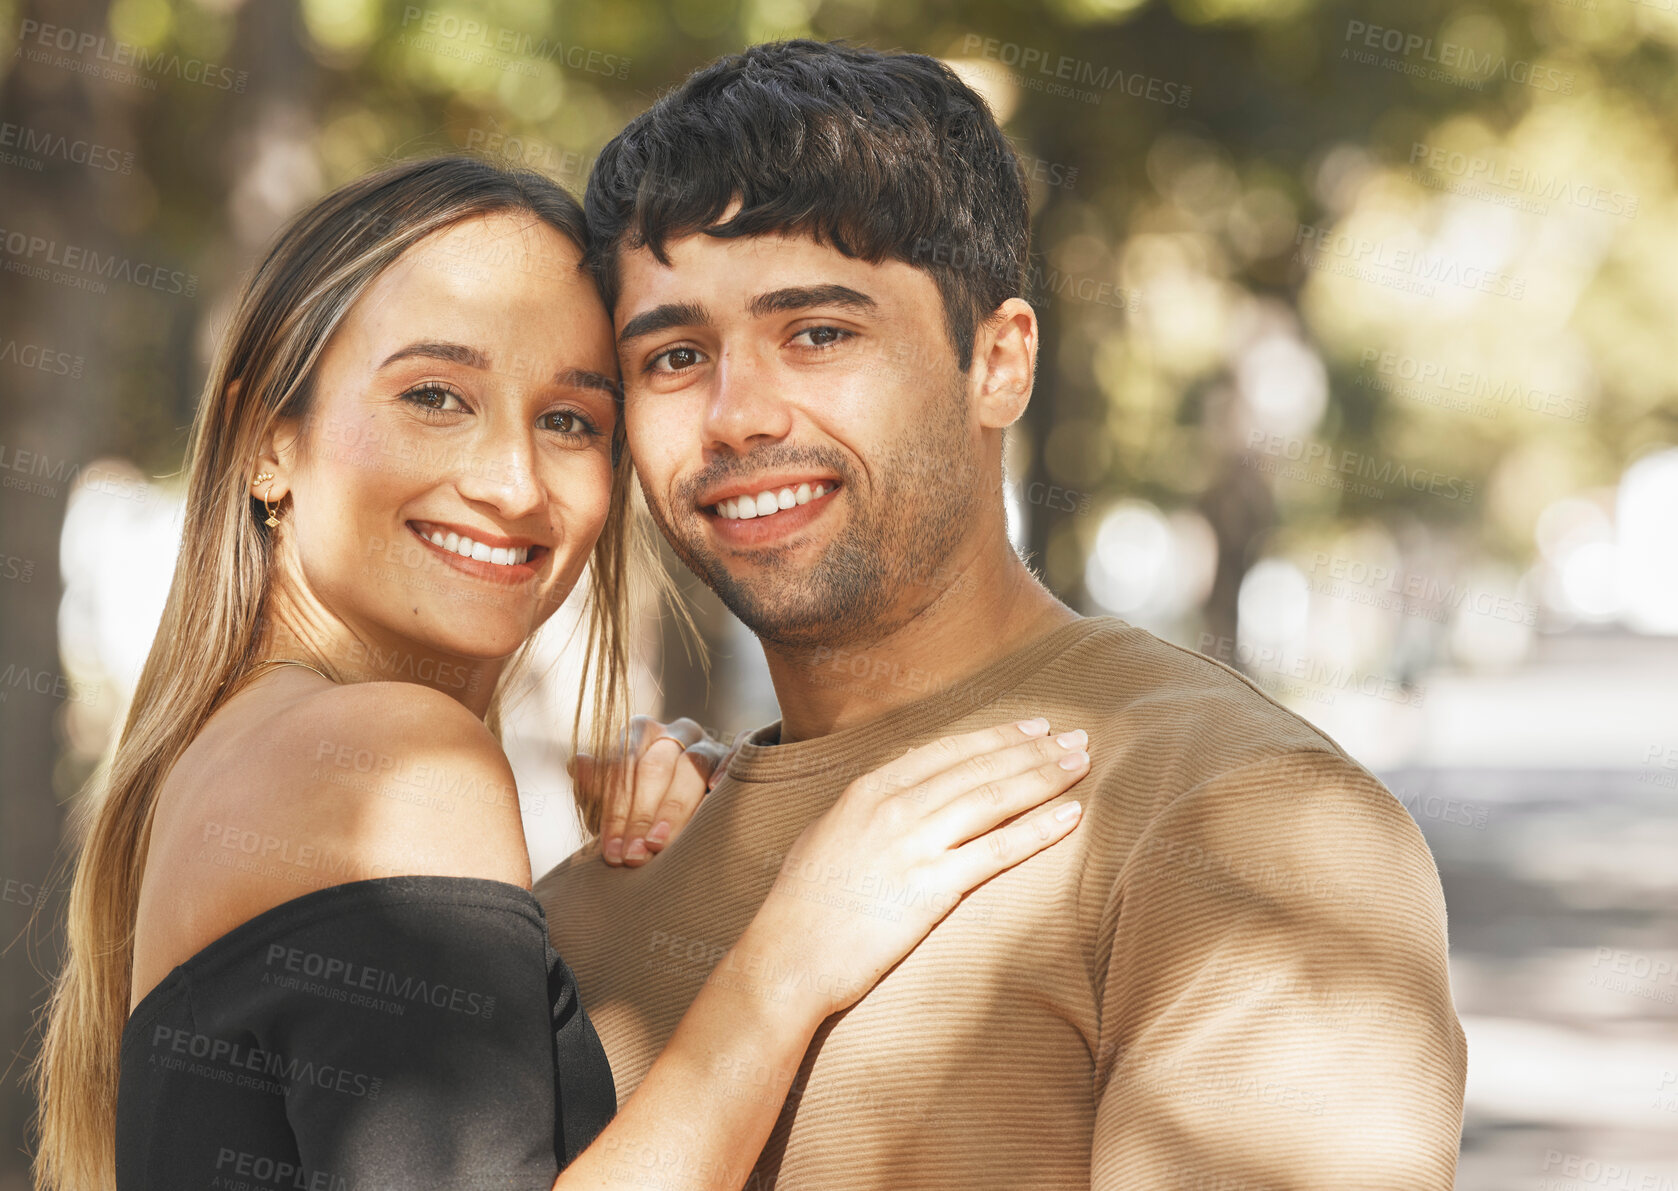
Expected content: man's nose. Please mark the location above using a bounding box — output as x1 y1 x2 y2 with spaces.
701 346 793 454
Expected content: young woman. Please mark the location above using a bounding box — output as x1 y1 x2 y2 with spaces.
30 156 1090 1190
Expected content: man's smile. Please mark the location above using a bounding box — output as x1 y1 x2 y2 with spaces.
697 476 843 545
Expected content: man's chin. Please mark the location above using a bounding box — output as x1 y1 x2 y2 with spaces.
696 559 893 653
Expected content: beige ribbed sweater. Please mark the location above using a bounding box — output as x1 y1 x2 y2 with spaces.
535 617 1466 1189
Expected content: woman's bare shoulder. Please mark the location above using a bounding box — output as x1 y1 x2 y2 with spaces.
131 678 530 1010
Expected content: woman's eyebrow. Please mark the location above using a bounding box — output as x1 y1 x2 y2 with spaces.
377 344 619 399
377 341 491 370
560 368 623 401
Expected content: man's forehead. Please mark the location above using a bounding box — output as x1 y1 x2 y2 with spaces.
612 231 920 330
620 226 855 281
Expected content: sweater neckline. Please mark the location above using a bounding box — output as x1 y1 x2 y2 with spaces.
724 615 1125 784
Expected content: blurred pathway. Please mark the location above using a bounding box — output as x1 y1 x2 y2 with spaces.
1377 767 1678 1191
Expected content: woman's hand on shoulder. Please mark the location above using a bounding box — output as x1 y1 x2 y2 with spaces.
733 719 1088 1025
576 715 738 867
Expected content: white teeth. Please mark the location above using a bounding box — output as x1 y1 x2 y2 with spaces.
712 483 837 520
411 523 531 566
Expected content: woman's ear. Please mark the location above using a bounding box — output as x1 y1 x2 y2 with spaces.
970 298 1039 430
241 385 302 509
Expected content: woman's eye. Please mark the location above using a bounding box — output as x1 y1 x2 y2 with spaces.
540 409 598 438
649 346 705 374
792 326 851 350
401 384 465 414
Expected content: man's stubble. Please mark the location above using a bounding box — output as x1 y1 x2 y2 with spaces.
638 371 982 655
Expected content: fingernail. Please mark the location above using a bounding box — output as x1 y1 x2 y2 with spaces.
1058 751 1089 770
646 820 671 846
1017 717 1051 736
1055 800 1082 821
624 838 648 862
603 836 623 863
1055 729 1087 750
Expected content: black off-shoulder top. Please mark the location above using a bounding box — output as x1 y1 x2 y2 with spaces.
116 875 616 1191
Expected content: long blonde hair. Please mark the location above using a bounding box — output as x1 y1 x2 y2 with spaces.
28 155 661 1190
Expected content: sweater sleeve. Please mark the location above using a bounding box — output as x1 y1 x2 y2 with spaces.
246 884 577 1191
1088 749 1467 1190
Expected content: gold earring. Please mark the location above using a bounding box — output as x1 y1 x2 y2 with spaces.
254 471 280 527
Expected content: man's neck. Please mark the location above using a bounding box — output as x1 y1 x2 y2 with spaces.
764 536 1078 744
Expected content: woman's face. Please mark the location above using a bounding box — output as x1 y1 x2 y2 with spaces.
270 211 618 670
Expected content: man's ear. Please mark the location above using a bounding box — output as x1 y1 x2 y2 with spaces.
970 298 1038 430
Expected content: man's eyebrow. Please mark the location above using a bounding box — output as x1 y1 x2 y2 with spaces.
378 341 492 371
617 301 713 345
748 284 878 318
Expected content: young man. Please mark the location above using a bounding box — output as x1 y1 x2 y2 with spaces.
535 39 1466 1190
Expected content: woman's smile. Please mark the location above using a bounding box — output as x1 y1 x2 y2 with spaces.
404 517 551 584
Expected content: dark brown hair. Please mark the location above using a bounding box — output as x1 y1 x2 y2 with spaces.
583 39 1031 369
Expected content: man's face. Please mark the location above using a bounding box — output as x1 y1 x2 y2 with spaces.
613 231 984 651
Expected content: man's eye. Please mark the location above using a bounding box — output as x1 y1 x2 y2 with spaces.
649 346 705 373
792 326 851 349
